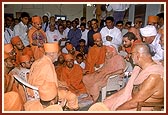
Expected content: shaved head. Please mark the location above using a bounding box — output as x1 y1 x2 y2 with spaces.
132 43 151 56
131 43 153 66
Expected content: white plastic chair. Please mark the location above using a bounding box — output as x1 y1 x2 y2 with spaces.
101 65 130 102
13 68 39 101
101 75 124 102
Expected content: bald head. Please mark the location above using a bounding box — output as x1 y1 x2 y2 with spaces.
132 43 151 56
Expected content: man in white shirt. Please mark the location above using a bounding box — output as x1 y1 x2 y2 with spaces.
100 16 123 51
46 23 60 43
42 15 49 32
80 23 89 46
14 12 30 47
4 16 15 44
140 25 164 61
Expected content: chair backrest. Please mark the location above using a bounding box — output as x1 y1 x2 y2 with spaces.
13 69 39 101
17 68 30 82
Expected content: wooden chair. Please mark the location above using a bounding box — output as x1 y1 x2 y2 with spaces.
137 101 164 111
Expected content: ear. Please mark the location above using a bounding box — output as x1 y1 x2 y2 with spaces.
131 39 134 44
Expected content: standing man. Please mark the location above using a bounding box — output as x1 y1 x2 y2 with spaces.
87 18 101 48
67 20 82 48
28 15 47 60
106 4 130 24
156 12 164 30
147 15 159 30
100 16 123 51
14 12 30 47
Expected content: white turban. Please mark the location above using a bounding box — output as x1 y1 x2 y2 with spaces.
140 25 157 37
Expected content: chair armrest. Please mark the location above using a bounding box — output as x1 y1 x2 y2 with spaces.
13 75 38 90
137 102 164 111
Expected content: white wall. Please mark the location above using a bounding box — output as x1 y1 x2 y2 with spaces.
4 3 95 21
4 3 163 23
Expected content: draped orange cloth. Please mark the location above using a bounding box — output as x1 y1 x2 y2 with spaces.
24 100 43 111
28 55 58 96
4 91 23 111
28 26 47 60
55 65 64 81
83 51 126 101
58 88 79 110
103 63 164 111
85 45 106 74
59 64 87 96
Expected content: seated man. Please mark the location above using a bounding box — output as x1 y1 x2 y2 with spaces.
74 53 86 70
59 54 87 96
91 43 164 111
62 42 79 59
10 36 33 66
119 32 141 63
9 55 33 103
76 39 88 58
140 25 163 61
85 33 106 74
83 45 126 102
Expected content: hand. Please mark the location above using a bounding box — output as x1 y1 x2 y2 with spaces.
106 35 112 41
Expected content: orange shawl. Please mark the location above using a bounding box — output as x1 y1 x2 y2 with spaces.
85 45 106 73
60 64 86 95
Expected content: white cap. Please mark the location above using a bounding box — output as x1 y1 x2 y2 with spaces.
140 25 157 37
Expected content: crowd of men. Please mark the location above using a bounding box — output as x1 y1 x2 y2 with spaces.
4 10 164 111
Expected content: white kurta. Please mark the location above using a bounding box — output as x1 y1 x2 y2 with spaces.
4 27 14 44
46 30 61 43
100 26 123 50
14 22 29 46
149 34 164 61
81 29 89 45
